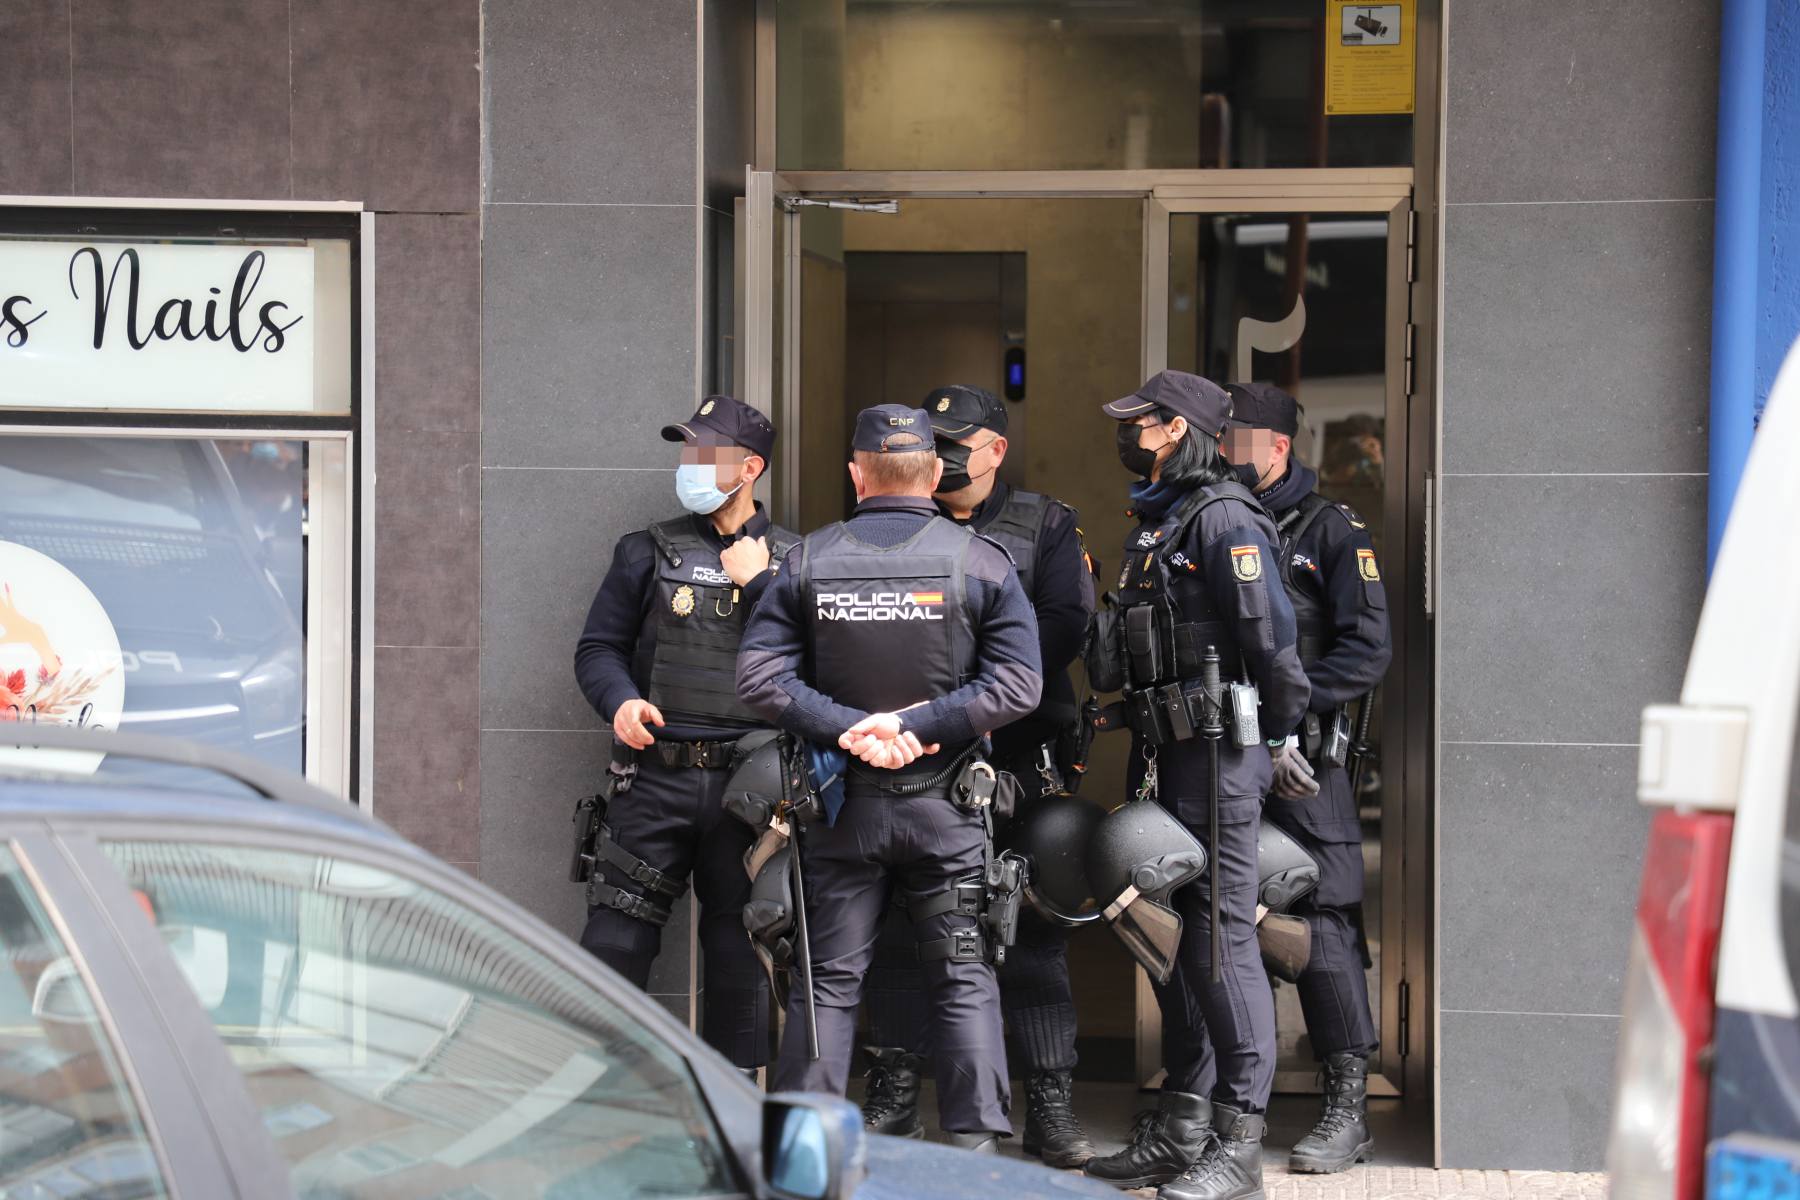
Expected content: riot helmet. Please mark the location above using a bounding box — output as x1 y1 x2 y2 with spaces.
1256 819 1321 913
721 729 789 830
1000 794 1104 926
1085 800 1207 983
742 839 796 1006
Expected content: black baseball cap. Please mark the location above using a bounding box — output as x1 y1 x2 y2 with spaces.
925 384 1008 438
1102 370 1233 438
852 404 936 453
660 395 776 461
1224 382 1300 436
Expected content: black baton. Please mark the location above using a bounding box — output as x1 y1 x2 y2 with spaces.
1347 688 1378 800
1201 646 1224 985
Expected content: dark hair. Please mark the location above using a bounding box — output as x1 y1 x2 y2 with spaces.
1152 406 1236 489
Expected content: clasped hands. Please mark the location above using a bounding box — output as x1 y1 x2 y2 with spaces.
839 708 940 770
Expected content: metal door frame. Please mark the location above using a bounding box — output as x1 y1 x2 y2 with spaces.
1141 185 1422 1102
737 164 1432 1107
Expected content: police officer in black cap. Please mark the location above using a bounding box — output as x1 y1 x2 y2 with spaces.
572 395 799 1073
1083 371 1309 1200
738 403 1042 1152
858 384 1098 1165
1221 381 1388 1173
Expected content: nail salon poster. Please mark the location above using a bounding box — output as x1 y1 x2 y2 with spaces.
0 540 125 773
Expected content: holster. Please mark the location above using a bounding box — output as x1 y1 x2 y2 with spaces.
568 750 637 883
1101 679 1263 748
1124 601 1177 686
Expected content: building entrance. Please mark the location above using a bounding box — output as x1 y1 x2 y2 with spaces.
739 169 1427 1111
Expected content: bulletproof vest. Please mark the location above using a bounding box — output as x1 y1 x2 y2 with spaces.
798 516 979 714
978 487 1098 614
1276 492 1336 665
1112 481 1267 687
635 517 800 726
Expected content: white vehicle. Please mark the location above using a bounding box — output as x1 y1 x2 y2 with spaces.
1607 338 1800 1199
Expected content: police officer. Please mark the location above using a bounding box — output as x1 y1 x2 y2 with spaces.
572 395 798 1073
1222 382 1389 1173
859 384 1097 1165
737 403 1043 1152
1082 371 1309 1200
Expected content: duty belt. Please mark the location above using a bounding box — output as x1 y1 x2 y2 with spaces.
1096 678 1248 745
653 738 739 770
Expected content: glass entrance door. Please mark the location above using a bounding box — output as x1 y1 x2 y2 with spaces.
1144 189 1416 1096
740 170 1424 1103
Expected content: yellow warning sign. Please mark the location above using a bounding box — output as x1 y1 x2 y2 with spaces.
1324 0 1415 115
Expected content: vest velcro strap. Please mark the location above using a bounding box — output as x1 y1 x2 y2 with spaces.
597 826 686 899
586 881 673 927
916 927 989 963
909 879 985 923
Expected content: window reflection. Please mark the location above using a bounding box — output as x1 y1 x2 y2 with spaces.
0 845 171 1199
102 842 736 1200
778 0 1413 171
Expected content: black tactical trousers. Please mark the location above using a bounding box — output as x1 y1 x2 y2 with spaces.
772 775 1011 1136
868 903 1078 1073
866 775 1079 1075
578 749 770 1068
1271 765 1378 1060
1132 735 1277 1113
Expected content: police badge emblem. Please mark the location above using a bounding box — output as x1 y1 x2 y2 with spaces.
936 396 951 412
1356 548 1381 582
671 584 697 616
700 399 715 416
1230 545 1262 582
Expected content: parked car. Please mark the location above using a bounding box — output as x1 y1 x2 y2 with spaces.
0 726 1113 1199
1606 341 1800 1200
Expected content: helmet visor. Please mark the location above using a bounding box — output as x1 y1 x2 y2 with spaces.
1108 895 1185 985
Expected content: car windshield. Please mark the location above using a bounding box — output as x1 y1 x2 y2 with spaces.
102 840 742 1200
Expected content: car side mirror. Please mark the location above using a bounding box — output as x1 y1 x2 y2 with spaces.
762 1093 868 1200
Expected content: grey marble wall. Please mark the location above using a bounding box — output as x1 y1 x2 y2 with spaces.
1437 0 1718 1169
481 0 738 1026
0 0 484 874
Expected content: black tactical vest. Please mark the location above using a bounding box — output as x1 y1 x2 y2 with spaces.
1112 481 1266 687
634 516 800 727
1275 492 1336 666
797 516 979 715
978 487 1097 614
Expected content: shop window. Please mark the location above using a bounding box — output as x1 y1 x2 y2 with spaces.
0 206 365 799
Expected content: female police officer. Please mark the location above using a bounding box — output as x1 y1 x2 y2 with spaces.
1083 370 1309 1200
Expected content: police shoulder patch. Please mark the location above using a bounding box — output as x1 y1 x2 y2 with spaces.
1356 548 1381 582
1229 544 1263 582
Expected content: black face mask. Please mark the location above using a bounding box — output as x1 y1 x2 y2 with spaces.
1116 423 1162 478
1233 461 1267 491
935 438 995 494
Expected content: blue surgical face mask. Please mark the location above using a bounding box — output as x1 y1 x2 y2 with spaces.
675 462 743 515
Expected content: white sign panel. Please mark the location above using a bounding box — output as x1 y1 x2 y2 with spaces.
0 239 316 413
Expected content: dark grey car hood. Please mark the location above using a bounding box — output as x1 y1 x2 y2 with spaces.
859 1136 1120 1199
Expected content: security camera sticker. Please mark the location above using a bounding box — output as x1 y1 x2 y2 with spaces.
0 540 125 774
1341 5 1400 45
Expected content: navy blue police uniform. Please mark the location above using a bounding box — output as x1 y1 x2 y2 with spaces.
1096 373 1310 1126
860 386 1097 1157
737 404 1043 1140
573 396 798 1069
1230 383 1387 1061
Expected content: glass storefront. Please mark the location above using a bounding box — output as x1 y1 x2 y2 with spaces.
777 0 1414 171
0 208 364 797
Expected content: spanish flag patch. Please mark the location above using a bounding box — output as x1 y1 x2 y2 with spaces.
1230 545 1262 582
1356 548 1381 582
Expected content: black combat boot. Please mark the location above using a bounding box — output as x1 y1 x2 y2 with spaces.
859 1047 924 1139
947 1131 1000 1154
1158 1102 1265 1200
1082 1090 1211 1190
1023 1070 1096 1168
1289 1053 1373 1173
